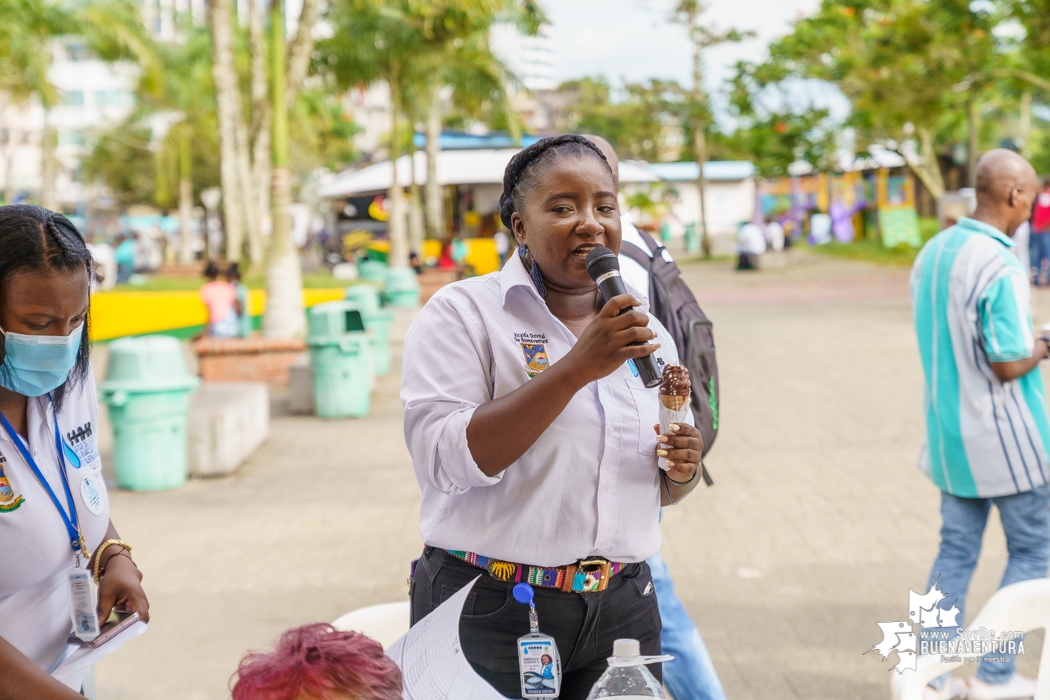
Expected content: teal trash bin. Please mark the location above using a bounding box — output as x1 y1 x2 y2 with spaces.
684 222 700 254
98 336 199 492
382 267 421 308
344 284 382 314
357 259 388 285
362 309 395 377
307 302 373 419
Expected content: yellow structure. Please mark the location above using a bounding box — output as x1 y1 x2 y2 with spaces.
90 289 348 342
367 237 500 275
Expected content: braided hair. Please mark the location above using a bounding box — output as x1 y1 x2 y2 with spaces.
499 134 613 231
0 204 93 410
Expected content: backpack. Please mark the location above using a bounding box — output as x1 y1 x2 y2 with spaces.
620 231 719 483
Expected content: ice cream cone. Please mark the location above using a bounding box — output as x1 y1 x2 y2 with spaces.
660 394 689 411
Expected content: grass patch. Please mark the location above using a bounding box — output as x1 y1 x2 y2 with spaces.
807 216 940 267
113 269 357 292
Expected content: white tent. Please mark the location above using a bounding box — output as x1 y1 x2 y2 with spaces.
317 148 659 199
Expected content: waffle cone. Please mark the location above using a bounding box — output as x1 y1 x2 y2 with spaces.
660 394 689 411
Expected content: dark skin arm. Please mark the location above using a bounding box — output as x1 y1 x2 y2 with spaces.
88 521 150 624
989 338 1049 382
466 294 661 476
0 639 85 700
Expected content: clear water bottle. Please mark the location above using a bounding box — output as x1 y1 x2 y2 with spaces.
586 639 670 699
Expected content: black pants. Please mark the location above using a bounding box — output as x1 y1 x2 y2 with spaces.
410 547 662 700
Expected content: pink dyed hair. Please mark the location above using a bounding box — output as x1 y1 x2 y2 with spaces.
231 623 403 700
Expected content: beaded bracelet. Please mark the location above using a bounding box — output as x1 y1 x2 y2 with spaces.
93 539 134 582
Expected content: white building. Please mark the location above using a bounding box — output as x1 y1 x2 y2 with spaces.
491 22 556 92
0 0 198 206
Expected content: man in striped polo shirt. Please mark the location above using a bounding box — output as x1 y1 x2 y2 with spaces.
912 149 1049 700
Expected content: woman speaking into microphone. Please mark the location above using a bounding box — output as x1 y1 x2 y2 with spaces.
401 134 703 698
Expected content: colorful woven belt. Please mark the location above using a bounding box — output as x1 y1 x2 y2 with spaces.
447 550 625 593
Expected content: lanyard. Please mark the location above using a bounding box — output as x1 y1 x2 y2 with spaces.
0 396 87 561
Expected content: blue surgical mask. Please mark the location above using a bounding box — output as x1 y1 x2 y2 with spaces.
0 324 84 397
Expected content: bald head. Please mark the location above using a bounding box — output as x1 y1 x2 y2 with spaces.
973 149 1038 236
582 135 619 187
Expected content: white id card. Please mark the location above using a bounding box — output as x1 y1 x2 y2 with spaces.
67 568 100 642
518 633 561 698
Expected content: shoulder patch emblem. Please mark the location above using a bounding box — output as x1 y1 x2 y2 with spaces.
0 457 24 513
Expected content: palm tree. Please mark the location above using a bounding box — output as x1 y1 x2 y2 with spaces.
321 0 525 269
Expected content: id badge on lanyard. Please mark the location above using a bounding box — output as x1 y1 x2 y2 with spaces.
513 583 561 698
0 397 100 642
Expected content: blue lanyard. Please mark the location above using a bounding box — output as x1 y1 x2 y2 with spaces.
0 396 85 558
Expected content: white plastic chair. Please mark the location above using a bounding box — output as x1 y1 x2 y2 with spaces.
332 601 410 651
891 579 1050 700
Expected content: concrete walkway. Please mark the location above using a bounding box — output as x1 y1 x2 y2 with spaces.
94 251 1044 699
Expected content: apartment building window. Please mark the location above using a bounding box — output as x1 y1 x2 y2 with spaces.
96 91 134 108
62 91 85 106
58 131 86 147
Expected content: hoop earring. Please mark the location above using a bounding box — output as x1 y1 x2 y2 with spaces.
518 244 546 298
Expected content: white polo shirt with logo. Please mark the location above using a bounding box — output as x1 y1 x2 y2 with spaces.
0 370 110 671
401 254 692 568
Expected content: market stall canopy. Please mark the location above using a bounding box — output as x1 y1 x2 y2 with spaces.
317 148 660 198
644 161 756 182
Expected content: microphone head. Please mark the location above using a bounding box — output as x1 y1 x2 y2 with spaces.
585 245 620 281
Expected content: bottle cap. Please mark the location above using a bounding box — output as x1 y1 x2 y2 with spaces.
512 583 534 605
612 639 640 658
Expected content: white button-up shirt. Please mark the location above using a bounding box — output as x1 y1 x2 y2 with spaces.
401 255 690 567
0 371 109 672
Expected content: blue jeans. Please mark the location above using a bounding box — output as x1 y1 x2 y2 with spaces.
926 484 1050 685
1030 233 1050 284
648 552 727 700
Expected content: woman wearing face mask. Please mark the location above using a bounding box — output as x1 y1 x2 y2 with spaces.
0 205 149 698
401 135 703 698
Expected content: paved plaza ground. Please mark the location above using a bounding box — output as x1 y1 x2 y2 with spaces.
93 250 1044 699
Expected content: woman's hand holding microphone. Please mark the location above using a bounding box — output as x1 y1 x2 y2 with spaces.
565 295 703 486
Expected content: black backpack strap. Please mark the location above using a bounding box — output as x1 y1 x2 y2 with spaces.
634 229 664 257
618 240 653 269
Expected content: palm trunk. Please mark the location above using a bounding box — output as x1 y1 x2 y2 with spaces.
2 143 16 206
425 92 444 239
263 0 304 339
1020 91 1032 157
247 0 270 266
178 131 195 263
690 23 711 259
387 65 408 269
209 0 245 261
967 98 979 188
41 118 57 211
408 144 425 257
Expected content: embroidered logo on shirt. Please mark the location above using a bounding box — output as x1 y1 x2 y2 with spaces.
515 332 550 378
0 455 24 513
64 422 100 471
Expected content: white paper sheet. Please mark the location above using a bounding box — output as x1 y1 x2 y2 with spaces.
386 577 508 700
51 621 148 688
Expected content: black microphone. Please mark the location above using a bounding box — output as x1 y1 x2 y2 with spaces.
585 245 662 388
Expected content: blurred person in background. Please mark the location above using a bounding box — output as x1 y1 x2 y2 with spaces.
736 220 766 271
231 624 402 700
226 263 251 338
0 205 149 698
588 134 727 700
200 262 239 338
1029 177 1050 286
765 216 785 253
114 233 136 284
494 229 510 266
911 150 1048 700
